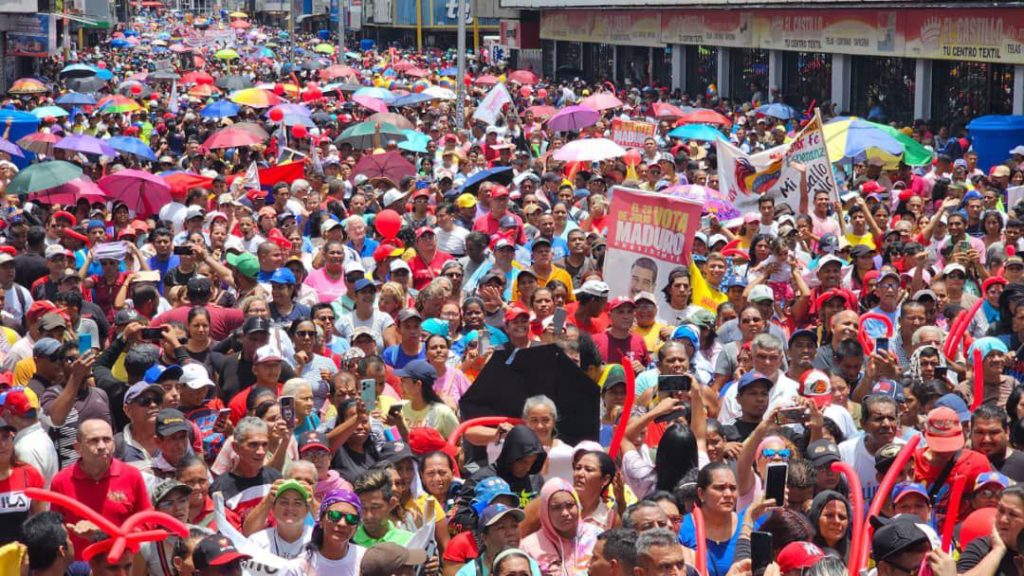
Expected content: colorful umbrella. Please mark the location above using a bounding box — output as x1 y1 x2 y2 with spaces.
7 160 82 195
352 95 389 114
667 124 725 142
508 70 538 85
98 169 171 216
16 133 59 156
552 138 626 162
314 43 335 54
580 92 623 111
181 71 215 85
107 136 158 161
202 124 269 149
229 88 283 108
756 103 798 120
547 105 600 133
354 87 396 104
824 117 933 167
8 78 48 95
663 185 740 221
99 96 143 114
675 109 732 128
187 84 220 98
0 138 24 158
30 106 69 119
352 151 416 183
31 176 107 205
200 100 240 119
56 134 117 157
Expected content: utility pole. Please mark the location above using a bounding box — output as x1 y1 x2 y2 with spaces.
455 0 465 128
336 0 345 55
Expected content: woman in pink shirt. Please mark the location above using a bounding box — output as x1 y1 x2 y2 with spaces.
305 241 348 303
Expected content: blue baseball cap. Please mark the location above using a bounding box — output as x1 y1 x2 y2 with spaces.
269 268 296 285
935 393 971 423
975 471 1010 491
353 278 375 292
871 379 905 403
394 359 437 386
737 371 773 392
471 477 518 515
670 325 699 347
891 481 929 503
478 503 525 530
144 364 183 384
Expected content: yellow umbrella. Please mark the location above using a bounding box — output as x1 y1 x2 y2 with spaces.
229 11 248 17
315 43 336 55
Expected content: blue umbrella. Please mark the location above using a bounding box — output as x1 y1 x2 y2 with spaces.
56 92 97 106
30 105 69 119
60 63 99 77
461 166 514 194
439 67 457 76
95 68 114 81
123 29 139 36
200 100 240 119
393 93 434 107
110 38 131 48
107 136 158 161
667 124 725 142
353 87 396 104
398 129 430 153
756 103 798 120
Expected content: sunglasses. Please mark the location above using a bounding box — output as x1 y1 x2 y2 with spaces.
761 448 792 459
135 396 162 408
324 509 360 525
296 330 317 338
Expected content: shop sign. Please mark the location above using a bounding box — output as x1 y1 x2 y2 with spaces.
592 11 662 47
660 11 753 48
539 10 594 43
754 10 903 56
905 9 1024 64
610 119 656 148
0 0 34 12
5 15 55 57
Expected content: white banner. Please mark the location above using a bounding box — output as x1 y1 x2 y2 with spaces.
716 112 838 216
213 493 290 576
1009 185 1024 210
472 83 513 125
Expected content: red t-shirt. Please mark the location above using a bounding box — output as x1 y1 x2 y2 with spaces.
0 463 44 544
565 302 609 336
228 383 283 424
472 212 526 244
89 272 130 321
592 331 650 366
442 530 481 564
50 459 153 560
408 250 454 291
912 447 991 522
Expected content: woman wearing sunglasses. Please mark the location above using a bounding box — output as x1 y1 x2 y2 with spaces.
736 404 803 512
283 489 366 576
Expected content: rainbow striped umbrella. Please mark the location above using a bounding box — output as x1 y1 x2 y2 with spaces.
228 88 283 108
99 95 143 114
8 78 48 95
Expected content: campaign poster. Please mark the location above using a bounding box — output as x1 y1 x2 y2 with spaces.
716 112 837 215
610 119 656 148
603 186 702 312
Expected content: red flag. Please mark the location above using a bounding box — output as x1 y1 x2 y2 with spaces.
226 161 305 188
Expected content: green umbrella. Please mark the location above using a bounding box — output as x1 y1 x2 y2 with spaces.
876 123 933 167
335 121 407 149
214 48 240 60
8 161 83 195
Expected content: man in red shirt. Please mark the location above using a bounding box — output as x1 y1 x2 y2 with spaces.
473 186 525 244
228 345 284 423
151 276 244 340
913 406 992 523
593 297 650 374
566 280 610 336
408 227 453 291
50 418 152 560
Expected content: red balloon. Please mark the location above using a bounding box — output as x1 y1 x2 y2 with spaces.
518 86 531 98
268 108 284 122
130 84 142 95
291 125 308 139
43 116 54 123
375 209 402 239
302 87 322 102
149 92 160 100
272 83 285 96
537 88 548 99
97 61 107 69
960 508 997 550
623 148 642 167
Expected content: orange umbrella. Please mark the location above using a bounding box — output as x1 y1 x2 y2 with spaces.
321 65 359 80
229 20 250 29
188 84 220 98
9 78 48 94
181 71 214 85
675 109 733 128
652 102 686 121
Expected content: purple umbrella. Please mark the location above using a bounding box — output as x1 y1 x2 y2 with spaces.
0 137 24 158
547 105 600 133
98 169 171 217
55 134 117 157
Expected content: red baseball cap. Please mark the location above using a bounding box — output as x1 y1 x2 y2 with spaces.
490 185 510 199
861 180 886 194
776 542 826 574
52 211 77 225
503 305 530 323
608 296 636 312
925 407 965 453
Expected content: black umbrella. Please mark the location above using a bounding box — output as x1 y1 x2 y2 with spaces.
311 110 332 124
66 77 106 93
149 69 181 82
459 344 600 446
302 59 326 71
460 166 514 195
215 75 253 91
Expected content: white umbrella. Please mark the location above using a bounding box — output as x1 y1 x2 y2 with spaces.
552 138 627 163
423 86 456 101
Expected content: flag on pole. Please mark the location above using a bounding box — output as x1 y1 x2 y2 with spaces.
241 161 260 190
472 82 513 125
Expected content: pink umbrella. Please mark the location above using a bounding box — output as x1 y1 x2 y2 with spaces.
547 105 600 133
581 92 623 111
474 75 500 87
98 169 172 217
30 176 108 205
522 105 557 120
652 102 687 120
352 95 389 114
509 70 539 85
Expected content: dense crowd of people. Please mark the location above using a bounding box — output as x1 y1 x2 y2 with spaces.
1 8 1024 576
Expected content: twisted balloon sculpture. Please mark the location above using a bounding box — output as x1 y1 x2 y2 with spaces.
25 488 188 564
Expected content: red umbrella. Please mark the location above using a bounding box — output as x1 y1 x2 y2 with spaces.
321 65 359 80
392 60 415 72
652 102 687 121
581 92 623 111
202 124 269 149
17 133 60 156
352 95 388 114
474 75 500 87
229 19 250 29
98 169 172 217
181 71 214 85
31 176 107 205
509 70 538 85
522 105 557 120
405 67 429 78
676 109 733 128
352 151 415 184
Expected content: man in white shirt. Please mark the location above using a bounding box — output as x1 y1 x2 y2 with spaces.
719 333 799 425
1 388 58 487
838 394 903 503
